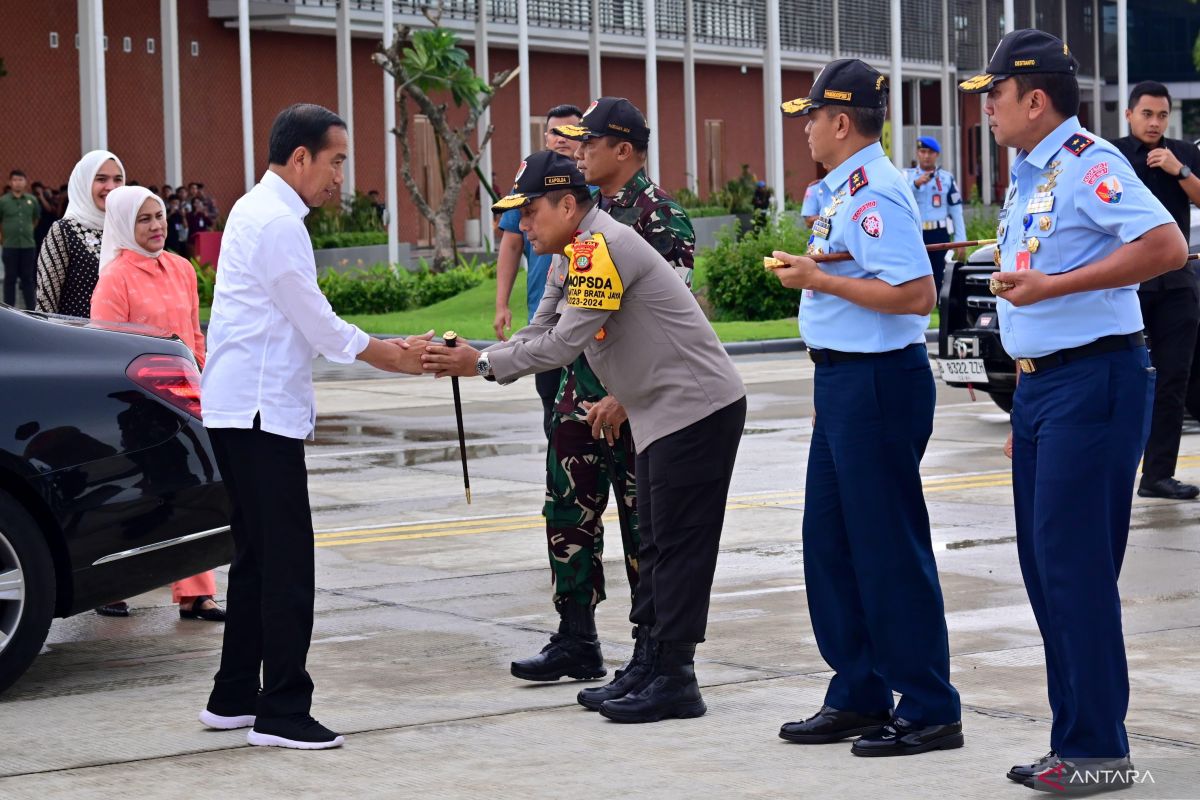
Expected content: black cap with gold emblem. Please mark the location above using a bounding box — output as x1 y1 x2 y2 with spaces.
781 59 889 117
491 150 588 212
959 28 1078 94
552 97 651 145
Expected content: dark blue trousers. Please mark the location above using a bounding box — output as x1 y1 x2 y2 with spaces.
1011 346 1154 759
804 344 961 725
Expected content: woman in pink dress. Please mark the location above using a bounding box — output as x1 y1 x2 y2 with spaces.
91 185 225 622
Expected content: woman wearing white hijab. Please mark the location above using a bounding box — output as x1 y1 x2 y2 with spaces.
90 185 223 621
34 149 125 316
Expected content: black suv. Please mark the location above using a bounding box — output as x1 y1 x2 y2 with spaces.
0 306 232 694
937 244 1016 412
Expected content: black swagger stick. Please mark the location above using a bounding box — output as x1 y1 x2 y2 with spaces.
443 331 472 504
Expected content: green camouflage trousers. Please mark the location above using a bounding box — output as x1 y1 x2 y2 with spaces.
544 354 639 608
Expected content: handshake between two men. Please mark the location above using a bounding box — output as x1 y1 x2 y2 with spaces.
353 330 628 446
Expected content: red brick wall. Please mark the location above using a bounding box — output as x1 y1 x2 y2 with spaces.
0 1 825 243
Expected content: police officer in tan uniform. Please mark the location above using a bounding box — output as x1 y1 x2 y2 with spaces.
422 150 746 724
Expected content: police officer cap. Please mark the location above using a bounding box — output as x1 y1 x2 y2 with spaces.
781 59 888 117
959 28 1078 94
553 97 651 145
916 136 941 153
491 150 588 212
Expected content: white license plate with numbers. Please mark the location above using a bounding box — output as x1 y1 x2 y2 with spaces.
939 359 989 384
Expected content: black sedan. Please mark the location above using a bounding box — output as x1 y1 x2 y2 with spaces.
0 306 232 694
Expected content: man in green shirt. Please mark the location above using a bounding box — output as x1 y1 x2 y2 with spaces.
0 170 41 309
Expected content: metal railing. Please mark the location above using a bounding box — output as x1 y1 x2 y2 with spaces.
232 0 1095 74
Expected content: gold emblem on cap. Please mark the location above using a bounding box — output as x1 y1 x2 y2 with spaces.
781 97 813 115
491 193 529 211
1038 215 1052 231
824 89 852 101
553 124 591 140
959 73 994 91
875 75 886 91
1027 237 1040 254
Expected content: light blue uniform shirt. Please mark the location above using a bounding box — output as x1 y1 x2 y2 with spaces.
996 116 1173 358
800 181 823 218
799 142 932 352
903 166 966 236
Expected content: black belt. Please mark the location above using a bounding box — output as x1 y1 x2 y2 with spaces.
808 342 924 365
1016 332 1145 375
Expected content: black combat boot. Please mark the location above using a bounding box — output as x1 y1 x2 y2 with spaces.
510 602 607 682
577 626 652 710
597 642 706 723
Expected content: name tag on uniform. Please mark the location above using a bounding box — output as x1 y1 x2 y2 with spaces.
932 194 942 208
1026 193 1055 214
812 216 831 239
1016 250 1031 271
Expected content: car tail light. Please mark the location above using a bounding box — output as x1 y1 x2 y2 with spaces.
126 354 202 419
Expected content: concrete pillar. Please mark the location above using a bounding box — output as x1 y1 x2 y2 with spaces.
1117 0 1129 135
981 0 993 205
78 0 107 152
1092 0 1101 134
384 0 399 264
476 0 493 249
941 0 954 180
518 0 531 157
644 0 660 183
337 0 356 194
683 0 698 194
160 0 182 186
764 0 785 208
238 0 254 192
890 0 904 168
832 0 840 58
589 0 601 100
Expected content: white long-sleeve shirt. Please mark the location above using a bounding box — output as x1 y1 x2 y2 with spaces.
200 170 369 439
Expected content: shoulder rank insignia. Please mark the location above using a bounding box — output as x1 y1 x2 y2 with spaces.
565 232 623 311
848 167 869 196
1063 133 1094 157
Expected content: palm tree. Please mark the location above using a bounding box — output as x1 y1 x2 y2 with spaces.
375 7 514 271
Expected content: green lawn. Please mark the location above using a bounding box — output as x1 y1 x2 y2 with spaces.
204 270 939 342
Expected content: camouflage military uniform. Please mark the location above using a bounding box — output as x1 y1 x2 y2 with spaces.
546 168 695 608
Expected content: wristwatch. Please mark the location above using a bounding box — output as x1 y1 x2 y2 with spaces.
1179 165 1192 181
475 351 496 381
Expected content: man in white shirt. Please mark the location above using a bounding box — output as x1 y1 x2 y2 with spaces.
198 104 430 750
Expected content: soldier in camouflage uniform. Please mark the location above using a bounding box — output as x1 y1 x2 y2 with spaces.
509 97 698 690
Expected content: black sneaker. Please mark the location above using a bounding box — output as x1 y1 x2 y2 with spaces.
247 715 344 750
1137 477 1200 500
199 708 256 730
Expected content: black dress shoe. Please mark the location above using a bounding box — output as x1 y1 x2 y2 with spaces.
597 642 707 723
850 717 964 757
1026 756 1137 795
180 596 227 622
578 626 652 711
95 601 130 617
510 602 606 682
1137 477 1200 500
1008 750 1058 783
779 705 892 744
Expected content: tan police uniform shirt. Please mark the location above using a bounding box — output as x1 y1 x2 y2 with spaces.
486 206 745 451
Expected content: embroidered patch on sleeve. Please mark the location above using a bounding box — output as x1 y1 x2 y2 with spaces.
1082 162 1110 186
1094 176 1123 204
565 233 623 311
860 212 883 238
851 200 877 221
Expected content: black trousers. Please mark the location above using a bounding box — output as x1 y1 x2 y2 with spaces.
535 368 562 441
629 397 745 644
922 228 951 295
207 424 316 721
1139 287 1200 483
2 247 37 309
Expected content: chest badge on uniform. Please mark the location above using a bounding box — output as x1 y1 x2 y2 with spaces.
812 216 832 239
1038 215 1053 231
1026 193 1055 214
1026 236 1041 254
1095 177 1123 204
932 194 942 208
565 233 623 311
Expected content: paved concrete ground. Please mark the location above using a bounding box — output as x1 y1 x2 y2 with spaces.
1 354 1197 799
